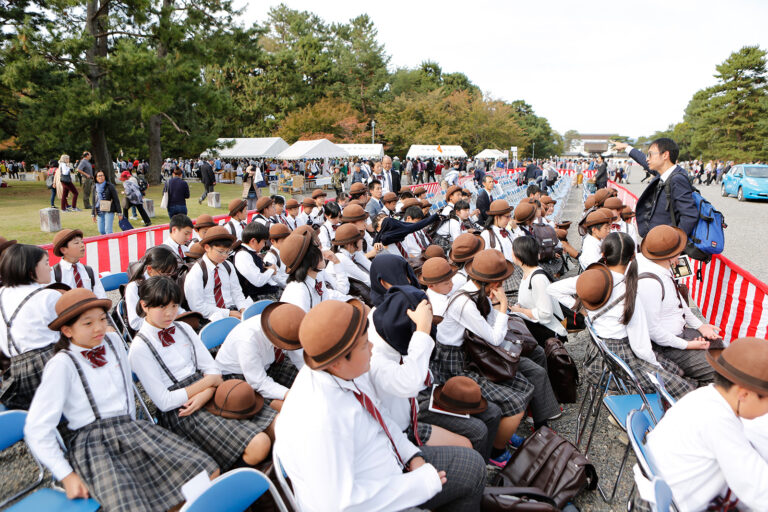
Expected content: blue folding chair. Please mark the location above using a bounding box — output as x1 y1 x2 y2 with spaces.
99 272 129 292
180 468 289 512
647 372 677 414
199 317 240 350
272 451 299 512
0 411 100 511
242 300 274 321
627 408 679 511
651 477 676 512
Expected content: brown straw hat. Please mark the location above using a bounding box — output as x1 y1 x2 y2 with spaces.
420 200 432 210
620 206 636 220
342 204 368 223
540 195 556 205
514 201 537 224
333 223 364 246
603 197 624 210
584 195 596 211
556 221 571 230
445 185 462 199
199 226 235 247
641 225 688 261
175 311 205 332
487 199 512 216
555 228 568 241
285 198 300 211
398 186 413 196
280 229 314 274
706 338 768 395
53 229 84 257
432 376 488 414
413 186 427 196
382 192 398 204
597 207 618 222
255 196 273 212
450 233 485 263
299 299 369 370
401 198 421 211
228 198 247 217
465 249 514 283
194 214 216 229
205 379 264 419
301 197 316 209
582 209 613 229
423 244 446 261
419 257 459 285
0 236 17 256
186 242 204 260
594 188 614 207
269 223 291 240
260 302 306 351
48 289 112 331
350 182 367 195
575 263 613 310
311 189 327 199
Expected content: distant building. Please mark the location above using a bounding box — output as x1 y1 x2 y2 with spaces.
564 133 615 156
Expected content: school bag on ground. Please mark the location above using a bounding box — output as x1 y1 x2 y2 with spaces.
664 181 726 263
543 337 579 403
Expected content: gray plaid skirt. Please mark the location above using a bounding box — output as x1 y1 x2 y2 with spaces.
502 266 522 294
158 373 277 470
0 344 54 410
68 415 217 512
431 343 533 416
584 337 695 400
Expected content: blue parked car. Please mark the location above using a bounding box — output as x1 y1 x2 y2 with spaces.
721 164 768 201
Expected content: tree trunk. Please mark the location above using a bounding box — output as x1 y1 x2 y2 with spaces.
146 0 173 185
85 0 113 181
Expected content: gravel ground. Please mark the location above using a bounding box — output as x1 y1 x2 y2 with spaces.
1 184 638 510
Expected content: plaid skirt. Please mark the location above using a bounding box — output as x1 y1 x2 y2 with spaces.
158 373 277 470
584 337 695 400
431 343 533 417
0 344 54 410
502 266 522 294
68 415 217 512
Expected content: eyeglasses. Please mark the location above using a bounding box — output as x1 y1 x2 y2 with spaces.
646 151 660 158
212 248 231 257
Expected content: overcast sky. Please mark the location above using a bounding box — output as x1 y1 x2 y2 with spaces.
241 0 768 138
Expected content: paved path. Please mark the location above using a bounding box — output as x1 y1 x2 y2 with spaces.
620 166 768 284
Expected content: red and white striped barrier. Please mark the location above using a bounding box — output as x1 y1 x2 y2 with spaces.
608 181 768 342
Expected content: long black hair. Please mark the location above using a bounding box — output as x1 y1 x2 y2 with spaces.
600 232 637 325
129 246 178 283
0 244 47 286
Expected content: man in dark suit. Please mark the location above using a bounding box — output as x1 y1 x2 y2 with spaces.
594 154 608 189
524 159 538 183
198 158 216 204
476 175 495 225
380 155 400 194
613 139 698 237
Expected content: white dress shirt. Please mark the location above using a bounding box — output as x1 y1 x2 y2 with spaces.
436 218 464 243
437 281 508 347
129 321 220 412
317 220 336 250
283 214 298 230
279 273 351 312
643 385 768 511
184 255 252 321
263 248 288 288
233 246 275 288
252 214 270 228
518 269 567 337
0 284 60 356
449 269 469 296
636 255 702 350
225 219 245 240
309 207 324 226
296 211 309 227
368 309 434 432
331 248 371 286
440 203 455 217
579 235 602 270
215 316 303 400
25 333 134 480
275 367 441 512
742 413 768 462
547 272 660 367
481 226 514 262
161 238 187 261
51 260 106 299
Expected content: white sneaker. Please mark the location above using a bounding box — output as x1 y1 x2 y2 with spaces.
130 216 138 220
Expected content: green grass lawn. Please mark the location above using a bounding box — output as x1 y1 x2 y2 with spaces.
0 180 269 245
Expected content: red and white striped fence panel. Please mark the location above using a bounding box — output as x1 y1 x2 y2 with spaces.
608 181 768 342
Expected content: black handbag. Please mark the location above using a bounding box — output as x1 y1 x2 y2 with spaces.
482 487 559 512
463 330 522 383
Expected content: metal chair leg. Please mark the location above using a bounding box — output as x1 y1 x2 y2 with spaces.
576 367 607 447
597 440 631 503
582 373 613 457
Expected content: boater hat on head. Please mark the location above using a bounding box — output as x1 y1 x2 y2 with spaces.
199 226 235 247
53 229 84 257
401 198 421 211
419 257 459 285
382 192 398 204
261 302 306 351
333 223 364 246
556 221 571 230
582 209 613 229
49 289 112 331
350 182 367 196
186 242 204 260
576 263 613 310
280 229 314 274
0 236 18 256
228 198 247 217
299 299 369 370
514 202 537 224
706 337 768 395
194 214 216 229
584 195 596 211
311 189 327 199
641 225 688 261
341 204 368 223
445 185 462 199
413 187 427 196
285 198 300 210
432 376 488 415
487 199 512 216
301 197 315 209
269 223 291 240
255 196 273 212
620 206 636 220
594 188 613 207
423 244 446 261
450 233 485 263
540 195 556 206
603 197 624 210
465 249 514 283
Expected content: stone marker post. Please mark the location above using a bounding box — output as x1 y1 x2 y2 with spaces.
207 192 221 208
40 208 61 232
143 198 155 218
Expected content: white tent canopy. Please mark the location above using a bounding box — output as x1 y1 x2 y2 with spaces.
336 143 384 159
202 137 289 159
406 145 467 159
277 139 350 160
474 149 505 160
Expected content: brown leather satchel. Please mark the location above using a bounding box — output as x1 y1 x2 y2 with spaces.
482 487 559 511
492 427 598 508
543 337 579 403
507 315 539 357
463 330 522 383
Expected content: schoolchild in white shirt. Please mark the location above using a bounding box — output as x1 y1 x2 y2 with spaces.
251 195 274 228
275 299 486 512
385 205 431 258
448 233 484 294
282 198 300 230
297 197 315 227
308 189 327 226
190 213 216 245
50 229 106 298
224 198 248 240
279 226 351 312
25 289 218 510
578 208 613 271
216 302 304 411
130 276 275 470
268 194 287 225
603 197 625 234
162 214 194 262
124 246 179 332
341 203 382 260
640 338 768 511
317 202 341 250
436 200 472 246
480 199 518 295
620 206 640 247
183 226 252 321
232 222 280 302
381 191 398 216
0 244 61 410
263 223 291 289
327 223 371 299
440 185 463 216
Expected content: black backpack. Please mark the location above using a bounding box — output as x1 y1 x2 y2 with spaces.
53 263 95 290
137 176 148 194
176 258 233 311
530 222 558 261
